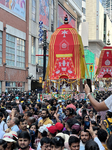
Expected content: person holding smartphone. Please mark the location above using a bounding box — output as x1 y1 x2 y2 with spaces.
85 84 110 112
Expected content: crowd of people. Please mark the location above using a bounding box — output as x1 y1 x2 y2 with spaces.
0 86 112 150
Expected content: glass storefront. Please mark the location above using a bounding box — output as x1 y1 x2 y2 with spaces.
5 81 25 93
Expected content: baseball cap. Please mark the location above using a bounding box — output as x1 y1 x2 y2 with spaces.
38 125 48 133
71 124 81 133
55 122 64 131
47 126 57 134
3 133 16 142
58 99 62 103
10 131 18 140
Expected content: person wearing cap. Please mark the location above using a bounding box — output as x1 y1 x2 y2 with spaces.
56 133 70 150
3 132 18 150
47 126 57 139
10 131 18 142
37 125 48 150
58 99 62 108
18 131 34 150
71 124 81 138
55 122 64 133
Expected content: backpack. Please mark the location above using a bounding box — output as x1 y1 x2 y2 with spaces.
106 119 112 131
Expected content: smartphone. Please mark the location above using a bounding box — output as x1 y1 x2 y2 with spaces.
84 121 90 132
97 115 101 124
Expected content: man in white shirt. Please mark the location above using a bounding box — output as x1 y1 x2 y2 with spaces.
80 130 90 150
0 112 8 132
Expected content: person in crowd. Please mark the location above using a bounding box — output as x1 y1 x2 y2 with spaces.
69 136 80 150
80 130 90 150
0 112 8 132
1 88 112 150
85 84 111 111
107 134 112 150
17 118 35 149
89 110 95 121
71 124 81 137
55 122 64 133
97 129 108 150
52 136 64 150
85 139 99 150
0 139 7 150
103 111 112 131
64 108 75 122
9 117 19 132
47 125 57 139
18 131 34 150
64 118 73 135
50 106 61 123
66 98 76 111
37 125 48 150
23 111 32 121
40 137 51 150
27 117 36 127
36 111 42 125
3 132 18 150
38 109 53 126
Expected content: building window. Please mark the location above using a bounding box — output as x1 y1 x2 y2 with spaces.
32 0 36 21
38 47 43 66
82 7 86 15
0 31 2 64
38 44 49 67
6 34 25 68
0 82 1 94
5 82 25 93
31 37 36 64
51 0 54 32
83 19 86 22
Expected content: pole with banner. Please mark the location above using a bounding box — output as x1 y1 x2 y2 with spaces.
43 30 47 81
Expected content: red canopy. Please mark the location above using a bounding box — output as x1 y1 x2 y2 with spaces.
45 23 88 80
96 46 112 78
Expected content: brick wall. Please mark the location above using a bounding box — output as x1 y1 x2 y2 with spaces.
0 0 29 91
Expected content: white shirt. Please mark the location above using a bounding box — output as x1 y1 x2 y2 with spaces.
80 141 85 150
0 120 8 131
94 137 105 150
104 95 112 111
37 142 41 150
0 130 5 139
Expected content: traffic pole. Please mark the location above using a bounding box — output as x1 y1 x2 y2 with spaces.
43 30 46 81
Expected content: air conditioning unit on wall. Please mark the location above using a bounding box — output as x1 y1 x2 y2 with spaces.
38 68 43 73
